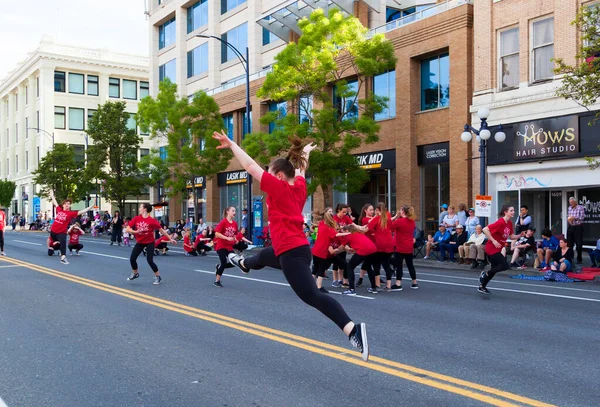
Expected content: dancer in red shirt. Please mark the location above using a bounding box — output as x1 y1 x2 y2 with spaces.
340 224 377 296
366 203 395 291
67 222 85 255
311 208 348 293
183 230 197 256
356 203 375 288
479 205 520 294
155 232 172 255
49 190 94 264
0 206 6 256
213 207 239 287
47 235 60 256
213 130 369 361
126 203 176 285
194 229 213 256
390 205 419 290
332 204 353 288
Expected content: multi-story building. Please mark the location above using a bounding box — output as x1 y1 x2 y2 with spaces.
0 37 152 221
148 0 475 236
472 0 600 244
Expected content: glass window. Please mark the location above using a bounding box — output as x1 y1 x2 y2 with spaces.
159 146 167 160
54 106 66 129
15 93 18 111
499 28 519 89
37 110 40 129
87 75 99 96
299 95 313 125
5 128 7 148
187 43 209 78
140 81 150 98
187 0 208 33
421 53 450 111
73 145 85 166
242 110 252 136
221 0 247 14
268 101 286 133
159 59 176 83
126 113 137 133
123 79 137 99
26 151 28 171
140 148 150 158
15 123 18 144
15 155 18 173
54 71 65 92
25 85 28 105
386 7 402 23
109 78 120 98
159 17 176 49
223 114 234 140
87 109 97 126
25 117 28 139
333 80 358 121
532 17 554 81
69 108 85 130
262 16 277 46
421 162 450 235
221 23 247 63
36 77 40 97
68 73 84 94
374 70 396 121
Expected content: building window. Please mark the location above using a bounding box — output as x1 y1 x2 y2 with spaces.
187 0 208 33
5 159 8 175
532 17 554 82
88 75 99 96
223 114 234 140
109 78 120 98
36 77 40 97
420 53 449 111
299 95 313 125
37 147 40 163
140 81 149 98
159 17 176 50
499 27 519 89
140 148 150 159
25 85 29 105
36 111 40 130
25 151 28 171
373 70 396 121
25 117 28 139
15 93 18 111
15 155 18 173
268 101 287 133
68 73 85 94
5 128 8 148
159 59 176 83
262 16 277 46
333 80 359 121
126 113 137 133
242 109 252 136
73 145 85 166
15 123 18 144
54 106 66 129
221 0 246 14
123 79 137 100
87 109 97 127
221 23 247 63
54 71 66 92
159 146 167 160
187 43 208 78
69 108 85 130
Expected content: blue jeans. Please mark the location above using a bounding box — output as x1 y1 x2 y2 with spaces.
439 243 458 260
589 250 600 267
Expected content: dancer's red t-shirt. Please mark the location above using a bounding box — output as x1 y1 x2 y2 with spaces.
155 235 170 246
311 221 337 259
485 218 513 256
391 217 416 254
261 172 308 256
68 229 83 244
367 213 394 253
340 233 377 256
214 218 238 251
0 210 6 231
361 216 375 242
52 206 79 234
183 235 194 253
129 215 161 244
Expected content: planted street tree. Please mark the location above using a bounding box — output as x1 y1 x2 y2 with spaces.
138 148 171 200
32 143 91 203
137 79 232 218
86 101 146 212
242 8 396 206
555 4 600 169
0 179 16 209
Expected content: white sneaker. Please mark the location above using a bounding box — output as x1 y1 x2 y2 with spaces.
423 256 429 260
1 252 5 256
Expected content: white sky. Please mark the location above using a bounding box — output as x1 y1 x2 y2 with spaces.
0 0 149 81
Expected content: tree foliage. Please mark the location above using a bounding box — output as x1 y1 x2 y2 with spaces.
242 8 397 206
32 143 91 203
86 101 145 211
136 80 231 212
0 179 16 209
555 4 600 169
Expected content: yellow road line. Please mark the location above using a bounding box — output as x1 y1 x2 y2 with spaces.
3 257 556 407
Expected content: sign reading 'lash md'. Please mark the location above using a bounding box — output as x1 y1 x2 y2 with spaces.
218 170 248 186
513 115 579 160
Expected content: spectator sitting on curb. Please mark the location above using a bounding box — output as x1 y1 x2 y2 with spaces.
509 227 536 268
589 237 600 268
424 225 450 260
537 229 559 270
439 224 468 262
459 224 485 266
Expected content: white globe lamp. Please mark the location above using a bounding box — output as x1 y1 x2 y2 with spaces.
479 129 491 140
461 131 472 142
494 130 506 143
477 107 490 120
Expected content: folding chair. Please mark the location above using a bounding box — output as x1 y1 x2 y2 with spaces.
413 229 426 257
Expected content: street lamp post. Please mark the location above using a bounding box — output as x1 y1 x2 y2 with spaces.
28 127 55 217
196 34 252 238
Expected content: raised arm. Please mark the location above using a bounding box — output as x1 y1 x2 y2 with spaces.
49 190 59 208
296 142 317 178
213 130 264 182
77 204 94 216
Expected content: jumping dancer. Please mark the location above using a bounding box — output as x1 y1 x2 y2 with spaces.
390 205 419 290
366 203 395 291
48 190 94 264
216 130 369 361
356 203 374 288
341 224 377 296
67 222 84 255
478 205 520 294
0 205 5 256
126 203 177 285
213 206 238 287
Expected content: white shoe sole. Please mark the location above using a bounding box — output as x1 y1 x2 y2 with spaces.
360 323 369 362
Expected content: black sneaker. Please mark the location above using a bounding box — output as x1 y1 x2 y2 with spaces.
228 253 249 274
318 287 329 293
356 278 363 287
127 272 140 281
153 275 162 285
510 262 518 268
470 261 479 269
154 249 160 256
390 284 403 291
214 281 223 288
367 287 378 294
411 283 419 289
349 322 369 362
479 270 487 285
60 256 69 265
478 286 491 295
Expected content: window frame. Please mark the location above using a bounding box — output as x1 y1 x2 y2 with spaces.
420 53 450 111
373 70 396 121
498 26 520 90
36 76 40 98
68 73 85 94
221 23 248 64
140 81 150 99
221 0 247 15
15 123 18 144
187 43 209 78
159 59 176 83
223 113 234 140
158 17 176 50
54 71 66 92
187 0 208 33
530 16 555 83
68 107 85 131
54 106 66 130
87 75 99 96
109 77 120 98
123 79 138 100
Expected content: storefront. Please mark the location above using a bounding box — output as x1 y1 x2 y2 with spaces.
418 142 449 234
185 176 206 221
347 149 396 214
488 112 600 244
218 170 248 222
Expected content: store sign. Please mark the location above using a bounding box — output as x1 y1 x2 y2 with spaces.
154 207 163 217
513 116 579 160
355 149 396 170
418 142 449 165
186 176 205 189
218 170 248 186
475 195 492 218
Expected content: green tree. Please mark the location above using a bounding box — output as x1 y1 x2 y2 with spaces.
32 143 91 203
136 79 231 217
0 179 16 209
86 101 145 212
242 8 396 206
554 4 600 169
138 148 171 200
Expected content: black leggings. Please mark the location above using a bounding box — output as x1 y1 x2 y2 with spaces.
111 226 122 243
312 256 333 278
359 255 377 289
347 253 370 290
216 248 235 276
195 243 212 253
50 232 67 256
482 252 509 287
130 242 158 273
68 243 83 252
394 252 417 281
373 252 394 280
0 230 4 251
333 252 348 279
244 246 282 270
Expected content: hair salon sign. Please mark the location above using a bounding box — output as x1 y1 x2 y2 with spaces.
513 115 579 160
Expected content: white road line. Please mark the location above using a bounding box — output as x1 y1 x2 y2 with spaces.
0 264 21 268
417 278 600 303
0 395 8 407
194 269 375 300
79 251 129 260
12 240 42 246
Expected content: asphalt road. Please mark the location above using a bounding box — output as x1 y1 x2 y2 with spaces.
1 230 599 407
